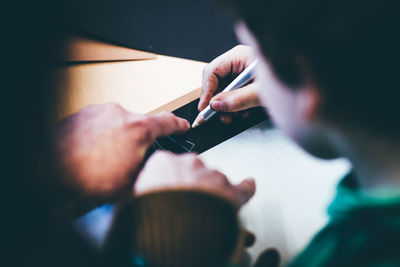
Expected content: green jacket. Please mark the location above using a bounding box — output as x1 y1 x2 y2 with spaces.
290 172 400 267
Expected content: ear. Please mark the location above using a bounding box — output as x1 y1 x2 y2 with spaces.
295 56 321 123
297 86 320 123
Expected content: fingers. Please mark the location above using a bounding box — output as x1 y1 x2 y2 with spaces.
135 152 207 195
234 178 256 206
147 111 190 140
199 45 254 111
126 111 190 144
136 151 255 207
210 82 261 113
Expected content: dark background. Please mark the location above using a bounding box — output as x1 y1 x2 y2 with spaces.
1 1 240 265
70 0 239 62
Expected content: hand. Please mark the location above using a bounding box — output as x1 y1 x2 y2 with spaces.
199 45 261 124
53 103 190 199
134 151 255 207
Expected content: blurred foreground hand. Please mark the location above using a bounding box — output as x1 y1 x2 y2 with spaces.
54 103 189 199
134 151 255 207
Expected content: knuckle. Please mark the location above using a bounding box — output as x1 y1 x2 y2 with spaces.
214 66 222 76
182 153 201 165
167 112 177 121
191 157 203 167
139 116 151 129
203 64 217 81
215 91 227 101
231 96 244 110
211 171 229 184
104 103 126 117
202 68 213 84
158 110 175 121
161 112 179 126
131 117 152 140
128 115 145 128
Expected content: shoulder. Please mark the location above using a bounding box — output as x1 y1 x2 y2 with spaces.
290 210 400 267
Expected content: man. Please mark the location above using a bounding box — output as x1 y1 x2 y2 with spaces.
163 0 400 265
6 0 400 266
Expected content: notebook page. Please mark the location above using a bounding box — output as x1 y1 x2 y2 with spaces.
199 120 351 264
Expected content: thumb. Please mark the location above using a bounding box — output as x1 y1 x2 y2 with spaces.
234 178 256 206
210 82 261 113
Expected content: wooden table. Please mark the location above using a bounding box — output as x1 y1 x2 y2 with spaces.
48 54 206 121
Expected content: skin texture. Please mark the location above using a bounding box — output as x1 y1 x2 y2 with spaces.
199 45 261 124
54 103 190 199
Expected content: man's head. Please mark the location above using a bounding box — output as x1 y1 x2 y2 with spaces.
103 191 240 267
221 0 400 158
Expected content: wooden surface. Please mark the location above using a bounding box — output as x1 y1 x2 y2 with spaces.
49 55 206 121
50 35 157 62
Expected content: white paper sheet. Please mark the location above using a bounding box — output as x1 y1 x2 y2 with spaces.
199 120 351 264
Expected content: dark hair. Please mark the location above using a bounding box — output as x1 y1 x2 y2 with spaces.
103 191 240 267
220 0 400 135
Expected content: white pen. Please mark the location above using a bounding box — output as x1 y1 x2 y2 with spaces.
192 60 258 128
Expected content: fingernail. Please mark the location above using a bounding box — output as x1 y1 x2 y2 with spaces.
184 120 190 129
211 100 225 111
